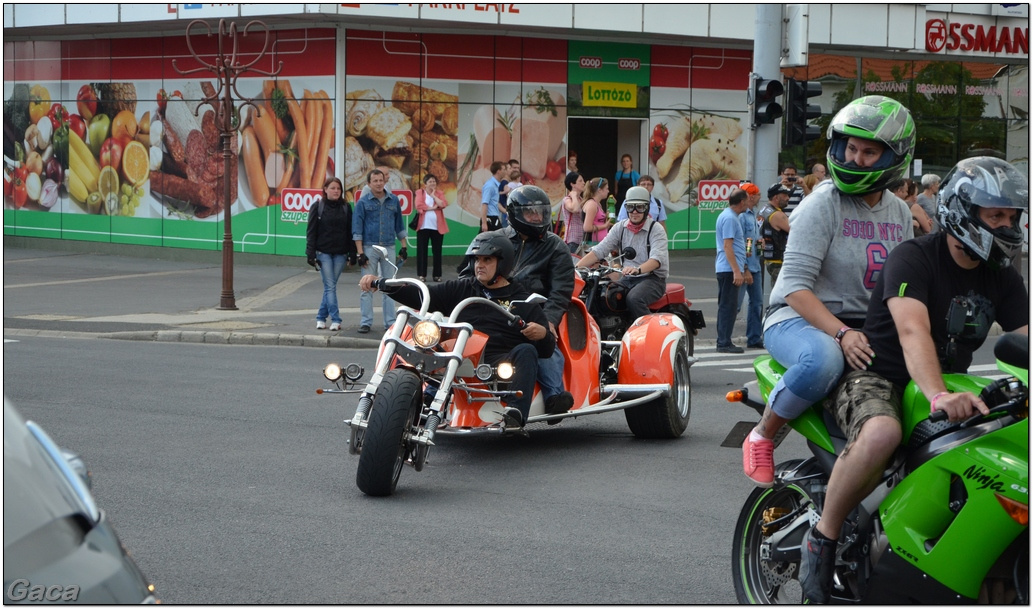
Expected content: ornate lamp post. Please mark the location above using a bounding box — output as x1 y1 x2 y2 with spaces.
173 19 282 310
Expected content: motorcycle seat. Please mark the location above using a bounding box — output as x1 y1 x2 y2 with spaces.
648 284 684 310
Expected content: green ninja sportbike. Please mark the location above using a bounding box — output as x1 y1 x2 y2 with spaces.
726 332 1028 604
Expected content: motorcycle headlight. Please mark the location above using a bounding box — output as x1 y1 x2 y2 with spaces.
344 363 364 381
496 362 514 380
324 363 342 382
475 363 494 381
412 320 441 349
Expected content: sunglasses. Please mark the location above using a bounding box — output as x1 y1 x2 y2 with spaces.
626 202 648 213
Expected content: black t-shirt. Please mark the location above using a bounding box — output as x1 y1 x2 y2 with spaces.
864 232 1028 388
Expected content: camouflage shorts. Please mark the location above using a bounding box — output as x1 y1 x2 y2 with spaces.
828 369 902 452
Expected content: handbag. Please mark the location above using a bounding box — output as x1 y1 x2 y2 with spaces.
408 212 420 231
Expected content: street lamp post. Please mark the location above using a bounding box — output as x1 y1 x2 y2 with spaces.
173 19 282 310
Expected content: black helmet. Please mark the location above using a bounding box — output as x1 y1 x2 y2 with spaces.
507 184 553 239
464 230 515 283
826 96 916 196
937 156 1028 270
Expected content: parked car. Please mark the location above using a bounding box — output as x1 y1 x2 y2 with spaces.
3 398 157 604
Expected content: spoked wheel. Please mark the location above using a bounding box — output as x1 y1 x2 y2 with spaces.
625 337 691 438
732 460 825 604
356 369 423 497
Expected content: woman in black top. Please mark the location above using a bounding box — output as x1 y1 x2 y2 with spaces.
306 177 357 331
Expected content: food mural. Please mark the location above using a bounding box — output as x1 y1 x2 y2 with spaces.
4 30 750 253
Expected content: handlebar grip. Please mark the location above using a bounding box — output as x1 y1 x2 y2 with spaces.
929 409 948 423
509 317 526 329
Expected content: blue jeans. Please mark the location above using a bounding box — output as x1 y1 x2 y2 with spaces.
764 316 845 420
736 271 764 345
360 244 397 329
315 251 347 324
715 272 740 347
538 345 565 399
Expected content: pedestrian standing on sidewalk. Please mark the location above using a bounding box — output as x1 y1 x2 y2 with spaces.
715 188 750 353
353 169 407 334
736 182 764 349
306 177 357 332
413 174 449 282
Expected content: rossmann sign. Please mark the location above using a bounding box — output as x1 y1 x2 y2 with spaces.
925 19 1028 55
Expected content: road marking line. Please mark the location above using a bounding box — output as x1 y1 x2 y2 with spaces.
4 268 207 289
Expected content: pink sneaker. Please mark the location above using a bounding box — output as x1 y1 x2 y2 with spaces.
742 434 775 487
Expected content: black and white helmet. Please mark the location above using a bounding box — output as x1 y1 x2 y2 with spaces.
937 156 1028 270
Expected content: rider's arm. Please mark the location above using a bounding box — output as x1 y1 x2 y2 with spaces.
887 295 988 421
771 210 790 233
542 239 575 328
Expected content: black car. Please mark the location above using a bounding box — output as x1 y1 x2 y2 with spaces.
3 399 157 603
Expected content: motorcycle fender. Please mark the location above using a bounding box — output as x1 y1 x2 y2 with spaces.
558 297 601 409
617 313 684 386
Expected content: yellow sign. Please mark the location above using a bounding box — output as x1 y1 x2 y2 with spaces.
582 81 637 108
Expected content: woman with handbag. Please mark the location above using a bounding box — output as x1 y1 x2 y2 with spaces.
413 174 450 282
561 171 586 254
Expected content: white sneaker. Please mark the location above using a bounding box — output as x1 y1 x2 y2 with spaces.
329 322 341 331
315 320 326 330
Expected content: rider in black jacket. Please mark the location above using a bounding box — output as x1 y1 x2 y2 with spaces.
361 231 554 428
459 185 576 416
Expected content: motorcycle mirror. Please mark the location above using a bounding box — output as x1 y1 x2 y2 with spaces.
371 245 398 279
621 246 637 260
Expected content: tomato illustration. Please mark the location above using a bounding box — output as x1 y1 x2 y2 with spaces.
545 160 563 181
649 134 666 164
653 123 669 141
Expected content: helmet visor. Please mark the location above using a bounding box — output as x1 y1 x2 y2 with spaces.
512 201 551 229
830 97 914 157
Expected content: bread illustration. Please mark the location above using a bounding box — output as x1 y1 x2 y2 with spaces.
365 107 412 150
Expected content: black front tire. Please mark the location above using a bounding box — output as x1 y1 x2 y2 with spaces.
624 338 691 438
355 369 423 497
732 460 825 604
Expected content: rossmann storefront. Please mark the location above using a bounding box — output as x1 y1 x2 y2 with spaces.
3 4 1028 256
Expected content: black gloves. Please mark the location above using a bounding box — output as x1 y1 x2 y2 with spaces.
347 252 357 266
307 257 319 269
357 253 369 268
398 247 408 261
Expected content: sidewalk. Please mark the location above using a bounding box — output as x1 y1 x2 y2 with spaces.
11 239 1017 350
4 239 749 349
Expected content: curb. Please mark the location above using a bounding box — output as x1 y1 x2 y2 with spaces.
3 328 383 349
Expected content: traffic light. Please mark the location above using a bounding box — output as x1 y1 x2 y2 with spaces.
751 78 784 127
784 79 823 147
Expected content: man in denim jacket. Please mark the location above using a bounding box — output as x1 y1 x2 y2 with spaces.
353 169 407 334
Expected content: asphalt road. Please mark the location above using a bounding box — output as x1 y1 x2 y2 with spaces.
3 334 806 604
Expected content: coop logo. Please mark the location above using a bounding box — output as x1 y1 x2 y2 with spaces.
579 56 603 69
696 180 741 210
925 18 1029 55
618 58 641 70
280 188 322 224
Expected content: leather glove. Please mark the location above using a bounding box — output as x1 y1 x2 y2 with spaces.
307 257 317 267
398 247 408 261
357 253 369 268
347 252 357 266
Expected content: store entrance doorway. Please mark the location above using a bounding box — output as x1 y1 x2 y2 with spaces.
567 117 645 202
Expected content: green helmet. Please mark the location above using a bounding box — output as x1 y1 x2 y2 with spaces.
826 96 916 196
